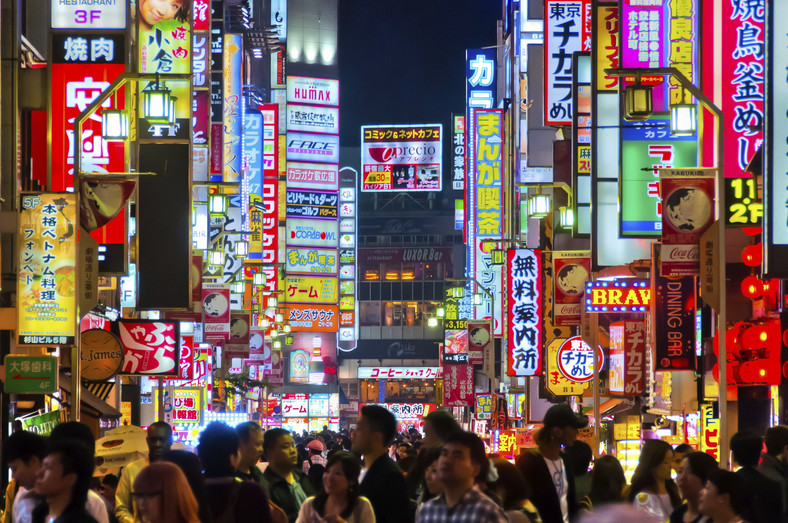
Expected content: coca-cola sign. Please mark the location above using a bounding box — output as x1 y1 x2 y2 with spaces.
662 245 699 261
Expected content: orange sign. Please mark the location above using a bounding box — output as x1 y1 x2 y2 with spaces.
585 280 651 312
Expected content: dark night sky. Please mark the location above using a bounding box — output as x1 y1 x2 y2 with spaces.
338 0 501 147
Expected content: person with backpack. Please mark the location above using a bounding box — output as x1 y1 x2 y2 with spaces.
260 428 315 523
197 422 273 523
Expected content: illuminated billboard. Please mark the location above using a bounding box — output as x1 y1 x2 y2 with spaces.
360 125 443 192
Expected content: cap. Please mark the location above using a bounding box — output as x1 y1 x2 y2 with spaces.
543 404 588 430
306 440 325 452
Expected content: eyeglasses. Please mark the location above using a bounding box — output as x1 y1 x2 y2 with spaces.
132 491 162 500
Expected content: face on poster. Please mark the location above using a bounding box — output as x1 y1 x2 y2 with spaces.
553 252 591 325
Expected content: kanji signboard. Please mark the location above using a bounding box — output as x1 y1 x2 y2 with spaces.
284 304 339 332
507 249 543 376
358 367 441 379
170 387 202 424
284 275 338 304
3 356 58 394
609 321 645 396
545 338 589 395
556 335 604 383
118 320 180 376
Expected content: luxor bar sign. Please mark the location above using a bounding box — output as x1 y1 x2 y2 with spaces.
585 279 651 313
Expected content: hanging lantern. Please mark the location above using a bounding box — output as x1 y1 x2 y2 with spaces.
101 110 129 141
142 82 172 123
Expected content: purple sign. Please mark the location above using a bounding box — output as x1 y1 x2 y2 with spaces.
621 0 668 109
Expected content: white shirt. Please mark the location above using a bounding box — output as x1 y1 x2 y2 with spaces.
11 486 109 523
543 456 569 523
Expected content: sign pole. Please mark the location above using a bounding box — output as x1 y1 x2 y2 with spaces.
158 377 165 422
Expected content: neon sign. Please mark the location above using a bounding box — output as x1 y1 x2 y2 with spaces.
584 279 651 312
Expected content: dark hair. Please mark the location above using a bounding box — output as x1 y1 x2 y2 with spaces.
490 458 531 511
263 428 291 454
341 437 352 450
50 421 95 454
707 469 750 519
628 439 680 508
149 421 173 439
764 425 788 456
673 443 693 455
567 440 593 475
682 452 718 485
443 431 489 481
49 439 95 518
589 455 626 505
6 430 48 463
360 405 397 446
174 0 191 23
313 452 362 519
423 410 461 444
163 449 214 523
101 474 119 489
236 421 262 444
197 422 239 477
730 430 763 468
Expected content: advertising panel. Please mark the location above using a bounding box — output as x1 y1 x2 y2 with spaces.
286 104 339 134
452 115 465 190
443 329 468 364
223 33 243 183
201 283 231 343
556 335 604 383
660 169 716 276
286 162 339 191
507 249 543 376
281 393 309 416
289 351 310 383
286 132 339 164
596 4 620 92
475 393 493 420
443 363 474 407
17 193 77 346
700 403 720 460
286 218 338 248
261 104 279 178
358 367 440 379
585 279 651 313
553 251 591 326
170 388 202 424
285 248 338 275
609 320 646 396
285 190 338 218
545 338 589 395
52 1 126 29
621 0 669 109
653 260 696 371
118 321 179 376
193 0 210 31
284 304 339 332
284 276 338 304
467 322 490 366
286 76 339 106
360 125 442 192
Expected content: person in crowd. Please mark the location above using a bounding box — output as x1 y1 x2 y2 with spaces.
672 444 694 476
197 421 273 523
353 405 413 523
730 430 780 523
302 440 328 475
6 430 48 523
49 421 111 523
759 425 788 522
416 431 506 523
98 475 118 515
115 422 172 523
260 428 315 523
340 437 352 452
131 462 199 523
31 439 97 523
698 469 752 523
408 411 462 500
628 439 681 520
296 451 375 523
579 455 627 512
489 458 541 523
163 449 214 523
398 442 412 461
671 451 718 523
566 441 592 505
415 447 444 511
516 404 587 523
236 422 265 484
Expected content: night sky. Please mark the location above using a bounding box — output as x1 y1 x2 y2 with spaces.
338 0 501 148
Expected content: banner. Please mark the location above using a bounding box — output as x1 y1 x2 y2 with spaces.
284 275 338 304
201 283 231 343
285 248 338 275
467 322 490 366
360 125 443 191
507 249 543 376
284 304 339 332
553 251 591 326
609 320 646 396
652 253 696 372
443 362 474 407
118 320 179 375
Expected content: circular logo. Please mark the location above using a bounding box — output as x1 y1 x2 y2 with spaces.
556 336 604 383
80 329 123 381
556 264 589 295
664 187 712 232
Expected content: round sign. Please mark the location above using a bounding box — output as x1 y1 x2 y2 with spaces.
80 328 123 381
556 335 604 383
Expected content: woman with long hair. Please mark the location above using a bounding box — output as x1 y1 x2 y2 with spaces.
699 470 752 523
672 451 718 523
579 455 627 511
132 461 200 523
489 458 542 523
628 439 681 520
416 447 444 511
296 451 375 523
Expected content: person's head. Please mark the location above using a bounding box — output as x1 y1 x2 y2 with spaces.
197 421 240 477
50 421 96 455
671 443 693 473
6 431 48 490
730 430 763 468
133 461 199 523
236 421 263 469
35 439 94 511
422 410 461 448
162 449 211 523
765 425 788 460
438 431 489 487
677 452 718 504
536 404 589 448
307 439 325 456
138 0 191 29
147 422 173 462
99 474 119 504
629 439 679 507
322 451 361 496
264 428 298 471
589 455 626 504
566 440 593 476
699 469 749 520
489 458 530 511
398 442 412 459
352 405 397 455
421 446 444 497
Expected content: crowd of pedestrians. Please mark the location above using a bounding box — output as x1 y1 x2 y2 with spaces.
6 407 788 522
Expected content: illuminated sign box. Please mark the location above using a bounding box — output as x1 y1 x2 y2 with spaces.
585 279 651 313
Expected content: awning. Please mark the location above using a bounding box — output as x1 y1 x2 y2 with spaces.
583 398 635 419
58 374 121 419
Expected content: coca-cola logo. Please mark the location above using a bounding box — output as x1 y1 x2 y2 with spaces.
666 247 698 261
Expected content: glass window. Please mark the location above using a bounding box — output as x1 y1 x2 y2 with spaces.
360 301 381 326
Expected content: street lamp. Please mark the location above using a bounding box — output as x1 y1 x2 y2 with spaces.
253 272 266 286
101 110 128 141
670 104 697 135
427 317 439 327
142 80 173 123
624 83 653 121
209 194 227 215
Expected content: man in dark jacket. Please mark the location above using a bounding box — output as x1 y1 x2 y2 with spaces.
516 404 587 523
353 405 414 523
731 430 782 523
259 428 315 523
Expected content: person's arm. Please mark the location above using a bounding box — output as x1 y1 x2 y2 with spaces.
86 490 109 523
359 498 376 523
294 498 313 523
114 466 135 523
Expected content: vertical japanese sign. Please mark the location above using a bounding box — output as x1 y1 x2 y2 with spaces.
443 360 474 407
553 251 591 325
621 0 669 109
660 169 715 276
270 0 287 88
667 0 697 105
544 0 589 125
507 249 543 376
245 111 264 259
596 4 620 92
359 125 442 192
17 193 77 346
475 393 493 420
700 403 719 460
223 33 243 183
653 268 696 371
609 320 645 396
452 115 465 191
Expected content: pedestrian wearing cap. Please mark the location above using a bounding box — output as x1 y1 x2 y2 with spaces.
302 440 328 475
515 404 588 523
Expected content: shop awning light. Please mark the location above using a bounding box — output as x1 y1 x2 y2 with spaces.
559 206 575 229
275 313 284 323
267 296 278 308
283 324 291 333
491 249 506 266
670 104 696 135
101 110 129 141
285 335 294 345
436 307 446 319
231 281 245 294
167 97 178 125
253 272 266 286
235 240 249 258
473 293 484 306
269 329 278 338
273 340 282 349
142 81 172 123
624 84 653 121
527 194 551 219
209 250 224 266
209 194 227 215
427 317 439 327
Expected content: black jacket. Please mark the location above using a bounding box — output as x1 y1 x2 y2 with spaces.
259 467 315 523
359 453 414 523
516 448 578 523
737 466 782 523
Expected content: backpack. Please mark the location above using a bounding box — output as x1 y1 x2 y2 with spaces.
212 479 242 523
